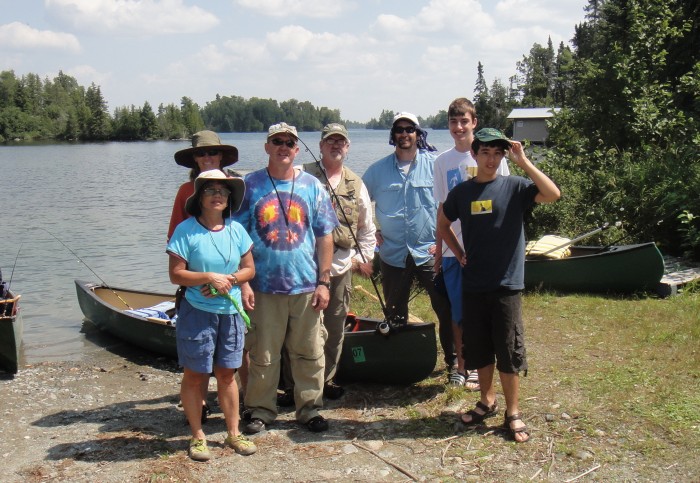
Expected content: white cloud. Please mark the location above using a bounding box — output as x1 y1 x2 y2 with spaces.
44 0 219 36
0 22 81 52
235 0 352 19
373 0 491 37
265 25 358 62
496 0 585 30
64 64 111 86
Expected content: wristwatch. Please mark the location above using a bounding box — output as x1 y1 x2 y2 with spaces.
317 280 331 289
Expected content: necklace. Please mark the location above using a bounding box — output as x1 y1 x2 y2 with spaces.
200 218 232 265
266 168 296 228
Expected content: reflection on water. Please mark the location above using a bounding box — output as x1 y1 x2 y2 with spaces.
0 129 453 363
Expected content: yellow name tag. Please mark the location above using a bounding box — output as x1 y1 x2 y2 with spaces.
471 200 492 214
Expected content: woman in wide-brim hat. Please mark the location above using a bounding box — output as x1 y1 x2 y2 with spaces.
167 169 257 461
168 130 239 241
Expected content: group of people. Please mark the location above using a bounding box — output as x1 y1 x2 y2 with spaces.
165 96 560 461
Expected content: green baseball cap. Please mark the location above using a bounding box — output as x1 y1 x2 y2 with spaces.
473 128 512 146
321 123 349 140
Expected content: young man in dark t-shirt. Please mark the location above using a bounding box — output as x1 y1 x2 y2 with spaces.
438 128 560 443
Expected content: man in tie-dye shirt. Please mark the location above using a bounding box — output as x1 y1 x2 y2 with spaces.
235 122 338 435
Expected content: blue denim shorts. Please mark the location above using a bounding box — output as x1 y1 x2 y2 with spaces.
442 257 463 325
176 298 245 374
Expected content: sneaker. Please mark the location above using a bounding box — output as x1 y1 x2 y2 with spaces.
242 416 266 434
225 434 257 456
188 438 211 462
276 388 294 407
306 415 329 433
323 381 345 400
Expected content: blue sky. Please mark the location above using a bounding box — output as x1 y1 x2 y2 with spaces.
0 0 587 122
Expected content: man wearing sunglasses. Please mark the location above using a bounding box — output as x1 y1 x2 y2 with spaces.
234 122 339 435
362 112 455 377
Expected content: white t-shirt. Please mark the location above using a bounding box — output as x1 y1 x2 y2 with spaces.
433 147 511 257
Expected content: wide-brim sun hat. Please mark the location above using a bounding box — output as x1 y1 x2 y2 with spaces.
175 130 239 168
185 169 245 216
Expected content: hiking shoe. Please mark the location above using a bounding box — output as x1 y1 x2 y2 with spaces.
323 381 345 400
225 434 257 456
242 416 266 434
188 438 211 462
306 415 329 433
276 388 294 407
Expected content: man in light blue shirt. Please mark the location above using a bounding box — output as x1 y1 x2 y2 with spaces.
362 112 455 376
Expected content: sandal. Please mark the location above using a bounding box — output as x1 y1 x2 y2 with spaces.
464 371 480 391
459 400 499 426
503 412 530 443
448 371 466 386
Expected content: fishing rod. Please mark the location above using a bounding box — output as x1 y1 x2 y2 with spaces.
2 243 23 300
296 136 390 319
37 227 133 310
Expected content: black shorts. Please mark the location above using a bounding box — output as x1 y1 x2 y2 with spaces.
461 290 527 374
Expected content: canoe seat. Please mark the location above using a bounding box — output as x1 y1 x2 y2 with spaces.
124 300 176 321
526 235 571 259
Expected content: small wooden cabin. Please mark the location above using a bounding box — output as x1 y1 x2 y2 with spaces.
507 108 560 144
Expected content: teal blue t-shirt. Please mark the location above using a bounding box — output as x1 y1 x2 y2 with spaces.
167 217 253 314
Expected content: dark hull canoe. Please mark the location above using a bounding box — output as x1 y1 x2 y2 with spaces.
336 314 437 385
0 290 23 374
75 280 178 358
76 280 438 385
524 242 665 293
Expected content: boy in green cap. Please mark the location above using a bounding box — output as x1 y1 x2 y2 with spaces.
437 128 560 443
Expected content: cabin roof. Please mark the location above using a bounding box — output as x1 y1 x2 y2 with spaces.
507 108 561 119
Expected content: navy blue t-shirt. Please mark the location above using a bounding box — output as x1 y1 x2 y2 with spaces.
442 176 539 292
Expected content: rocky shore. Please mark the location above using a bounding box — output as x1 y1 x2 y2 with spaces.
2 340 698 482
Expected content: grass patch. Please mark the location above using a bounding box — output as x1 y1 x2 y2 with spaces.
348 276 700 479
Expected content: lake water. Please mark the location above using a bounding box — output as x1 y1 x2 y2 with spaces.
0 129 454 364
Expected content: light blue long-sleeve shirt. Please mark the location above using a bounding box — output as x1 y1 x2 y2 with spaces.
362 150 438 268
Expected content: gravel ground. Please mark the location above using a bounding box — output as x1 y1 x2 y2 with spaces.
1 343 698 482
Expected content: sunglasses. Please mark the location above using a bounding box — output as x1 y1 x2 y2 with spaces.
270 138 296 148
323 137 348 146
194 149 221 157
393 126 416 134
202 188 231 197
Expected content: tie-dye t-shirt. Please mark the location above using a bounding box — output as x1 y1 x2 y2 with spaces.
234 168 338 295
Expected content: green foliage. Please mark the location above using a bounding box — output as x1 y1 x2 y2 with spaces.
366 109 395 129
678 210 700 259
425 110 447 129
202 95 341 133
1 70 345 141
541 0 700 258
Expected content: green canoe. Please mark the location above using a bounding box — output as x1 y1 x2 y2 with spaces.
525 242 665 293
336 314 437 385
76 280 437 385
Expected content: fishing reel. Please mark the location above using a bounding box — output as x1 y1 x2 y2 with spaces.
377 314 408 335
